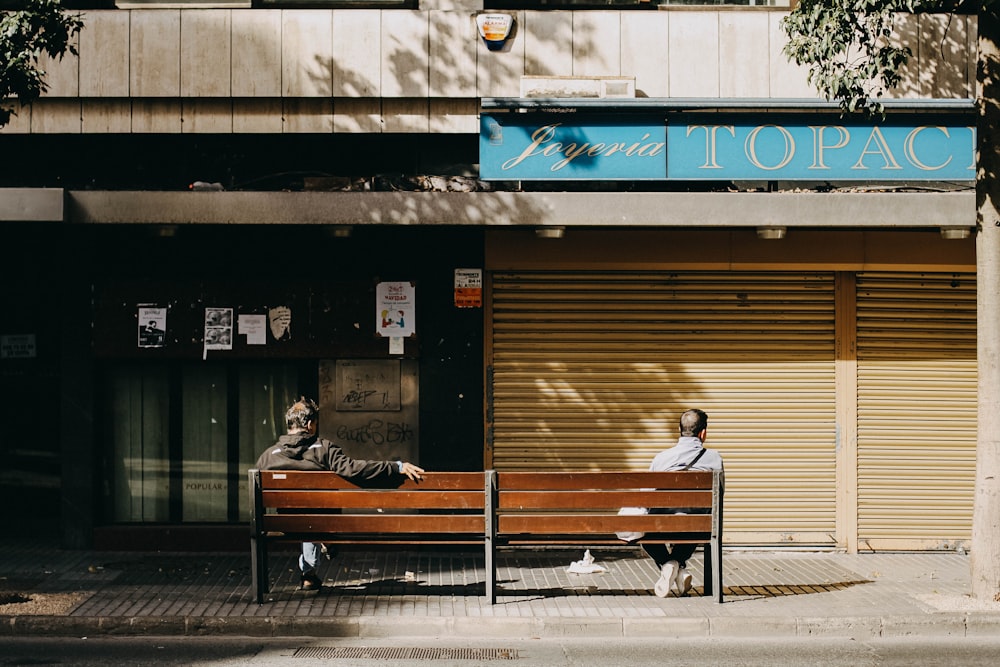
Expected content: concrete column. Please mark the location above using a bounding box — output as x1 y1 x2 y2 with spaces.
972 2 1000 602
59 224 96 549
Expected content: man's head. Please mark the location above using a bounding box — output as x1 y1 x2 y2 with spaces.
679 408 708 439
285 396 319 432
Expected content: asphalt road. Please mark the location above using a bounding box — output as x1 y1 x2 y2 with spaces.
1 635 999 667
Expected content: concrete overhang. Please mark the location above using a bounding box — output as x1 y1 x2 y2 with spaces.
0 188 64 222
64 190 975 230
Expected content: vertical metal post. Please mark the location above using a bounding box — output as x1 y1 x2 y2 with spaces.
712 470 724 603
249 469 267 604
485 469 497 604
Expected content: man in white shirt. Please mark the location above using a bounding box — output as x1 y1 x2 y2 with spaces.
645 408 724 597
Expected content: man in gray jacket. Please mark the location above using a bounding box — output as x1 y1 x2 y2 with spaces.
645 408 724 597
255 396 424 590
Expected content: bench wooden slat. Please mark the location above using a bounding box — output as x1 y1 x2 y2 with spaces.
498 490 712 510
260 470 487 491
269 535 485 545
497 513 712 535
262 489 485 510
497 471 713 490
263 514 485 534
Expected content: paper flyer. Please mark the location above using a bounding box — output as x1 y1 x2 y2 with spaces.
138 307 167 348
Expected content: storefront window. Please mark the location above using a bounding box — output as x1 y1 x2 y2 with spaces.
108 366 170 522
181 365 228 522
105 362 298 524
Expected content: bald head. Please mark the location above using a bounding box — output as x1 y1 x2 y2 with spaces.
679 409 708 438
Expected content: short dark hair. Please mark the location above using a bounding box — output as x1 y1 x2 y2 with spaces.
679 409 708 437
285 396 319 430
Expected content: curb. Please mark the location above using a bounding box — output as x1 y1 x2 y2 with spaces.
4 613 998 640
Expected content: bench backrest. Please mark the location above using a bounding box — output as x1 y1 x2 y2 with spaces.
495 470 722 543
249 469 489 542
249 469 722 543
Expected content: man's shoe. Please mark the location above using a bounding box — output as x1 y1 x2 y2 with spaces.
654 561 679 598
300 573 322 591
674 567 693 596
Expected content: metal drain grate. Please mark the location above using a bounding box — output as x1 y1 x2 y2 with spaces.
294 647 518 660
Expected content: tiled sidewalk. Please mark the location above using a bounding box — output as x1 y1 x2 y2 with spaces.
2 541 998 638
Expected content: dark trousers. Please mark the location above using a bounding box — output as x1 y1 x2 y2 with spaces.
642 542 698 569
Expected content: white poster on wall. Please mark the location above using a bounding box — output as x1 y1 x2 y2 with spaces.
138 307 167 348
238 314 267 345
204 307 233 357
376 281 415 338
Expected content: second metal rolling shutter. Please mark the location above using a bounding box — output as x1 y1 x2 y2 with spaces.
856 272 977 550
490 271 837 544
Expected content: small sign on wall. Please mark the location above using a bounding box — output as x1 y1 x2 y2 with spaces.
454 268 483 308
0 334 36 359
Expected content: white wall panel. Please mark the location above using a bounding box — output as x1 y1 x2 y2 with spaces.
233 99 283 133
15 9 978 136
131 100 182 133
231 10 282 98
80 11 130 98
668 11 719 97
919 13 971 99
38 18 79 98
429 99 478 134
430 12 477 98
29 100 80 133
381 11 430 98
524 11 573 77
282 10 333 98
0 104 30 133
768 11 816 99
573 11 620 77
333 98 382 133
131 10 181 98
622 11 669 99
720 11 769 98
333 10 382 98
82 101 133 133
382 99 430 133
182 100 234 133
181 10 231 97
283 98 333 133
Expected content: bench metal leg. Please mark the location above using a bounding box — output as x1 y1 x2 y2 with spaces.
702 542 713 598
251 537 268 604
485 542 496 605
711 538 723 603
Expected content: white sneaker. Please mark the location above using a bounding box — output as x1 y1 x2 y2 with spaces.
675 567 693 596
654 560 679 598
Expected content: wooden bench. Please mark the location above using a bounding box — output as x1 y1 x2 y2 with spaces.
491 470 723 603
249 468 723 604
248 469 489 604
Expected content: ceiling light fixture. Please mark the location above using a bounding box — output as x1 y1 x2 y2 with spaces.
535 226 565 239
940 226 971 240
756 226 786 240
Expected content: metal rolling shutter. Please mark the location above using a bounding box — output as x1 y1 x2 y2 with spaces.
489 271 837 544
856 272 977 550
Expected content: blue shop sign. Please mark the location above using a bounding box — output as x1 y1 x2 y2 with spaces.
479 113 975 182
480 115 668 180
667 114 975 181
